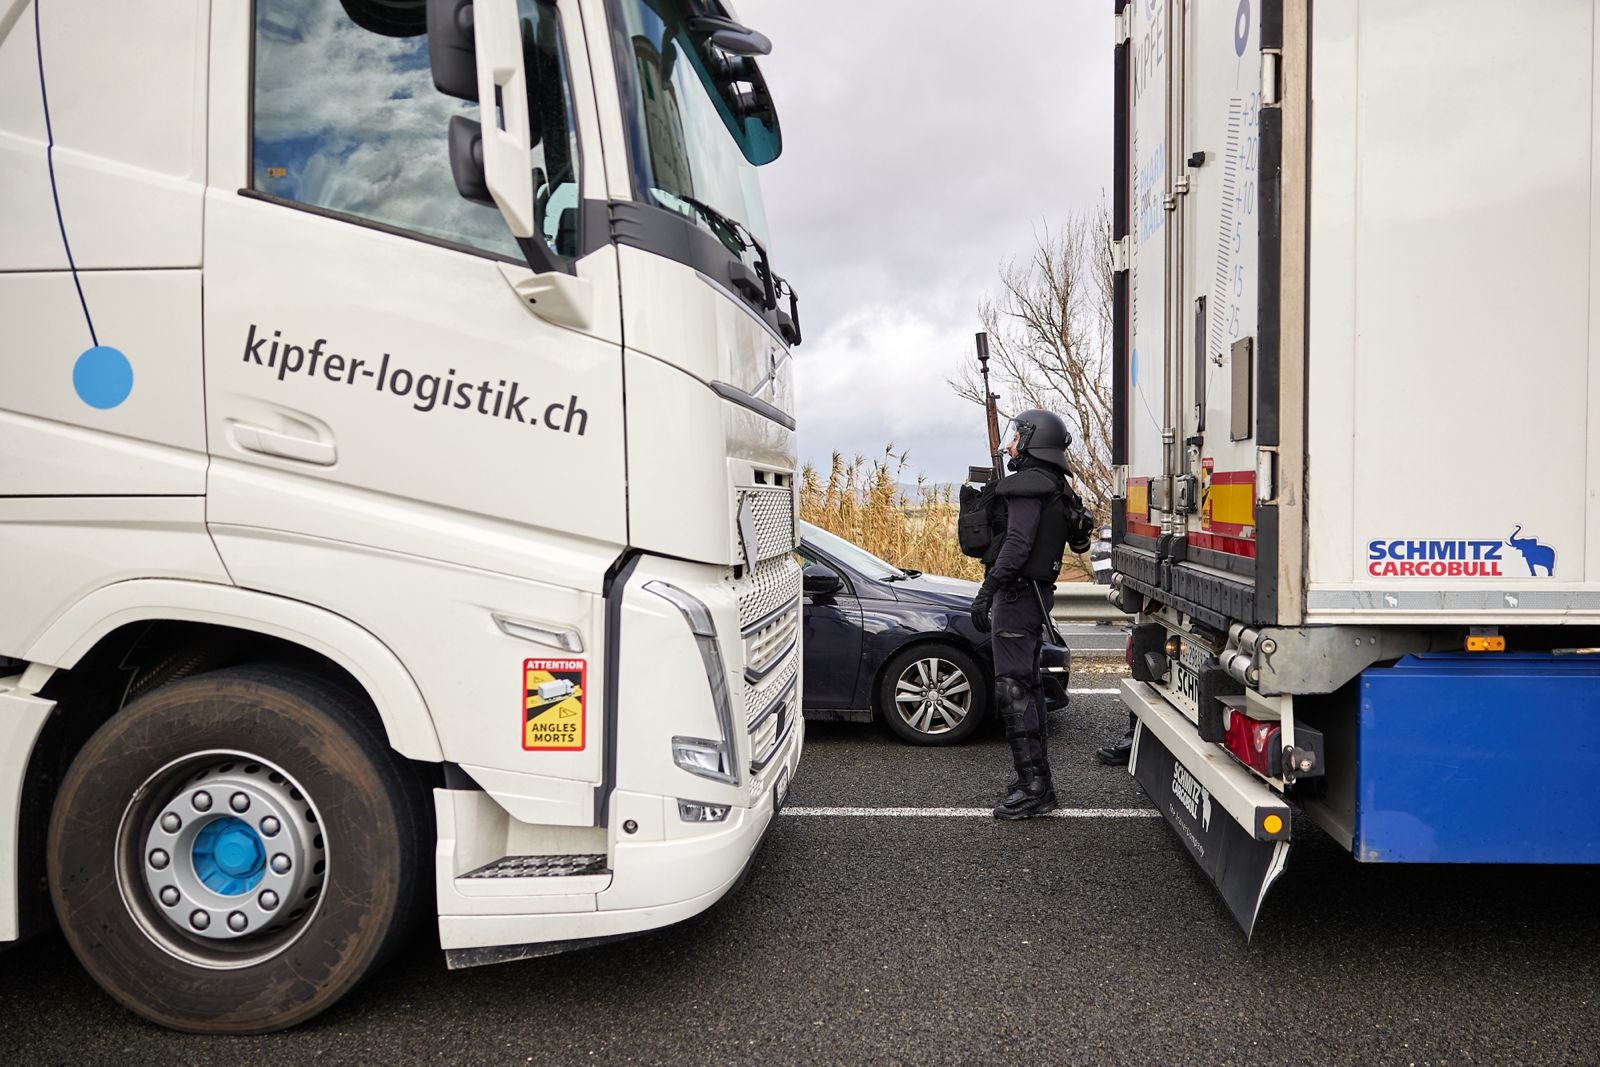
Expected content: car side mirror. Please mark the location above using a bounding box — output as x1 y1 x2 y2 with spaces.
802 565 842 596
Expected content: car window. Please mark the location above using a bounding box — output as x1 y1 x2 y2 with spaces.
798 523 902 582
795 545 854 595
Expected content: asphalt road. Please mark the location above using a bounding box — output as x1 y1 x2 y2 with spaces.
4 678 1598 1064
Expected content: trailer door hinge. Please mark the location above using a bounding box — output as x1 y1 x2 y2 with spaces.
1110 236 1130 273
1261 50 1282 107
1165 176 1190 211
1256 447 1278 504
1114 8 1131 45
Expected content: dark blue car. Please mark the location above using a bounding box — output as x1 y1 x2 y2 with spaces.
797 522 1071 745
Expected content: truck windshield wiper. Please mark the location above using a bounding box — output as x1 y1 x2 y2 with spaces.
677 194 749 253
677 194 777 310
900 568 922 578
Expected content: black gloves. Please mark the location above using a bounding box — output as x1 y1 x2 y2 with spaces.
971 587 993 633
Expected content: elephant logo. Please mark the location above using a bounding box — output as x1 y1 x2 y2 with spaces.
1506 525 1556 577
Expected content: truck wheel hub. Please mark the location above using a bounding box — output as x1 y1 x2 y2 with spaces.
130 754 326 947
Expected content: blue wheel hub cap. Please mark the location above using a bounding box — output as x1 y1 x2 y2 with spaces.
192 817 266 895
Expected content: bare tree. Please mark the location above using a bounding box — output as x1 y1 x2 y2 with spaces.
951 205 1115 528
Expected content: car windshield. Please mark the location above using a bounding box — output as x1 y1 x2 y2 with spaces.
608 0 774 251
801 523 905 583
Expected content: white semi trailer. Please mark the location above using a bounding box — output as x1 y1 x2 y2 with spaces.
0 0 803 1032
1111 0 1600 931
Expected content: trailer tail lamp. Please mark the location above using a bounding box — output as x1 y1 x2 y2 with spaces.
1124 635 1134 669
1222 707 1283 778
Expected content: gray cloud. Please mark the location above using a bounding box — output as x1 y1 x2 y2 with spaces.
737 0 1111 483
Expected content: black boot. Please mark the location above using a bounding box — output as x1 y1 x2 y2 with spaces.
994 679 1057 819
1003 716 1052 794
1094 727 1134 766
995 734 1057 819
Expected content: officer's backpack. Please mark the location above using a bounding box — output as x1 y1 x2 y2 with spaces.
957 480 1000 559
960 474 1095 564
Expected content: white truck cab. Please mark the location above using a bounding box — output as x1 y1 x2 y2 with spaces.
0 0 802 1032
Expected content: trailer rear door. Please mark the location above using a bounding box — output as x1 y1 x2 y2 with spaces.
1114 0 1306 631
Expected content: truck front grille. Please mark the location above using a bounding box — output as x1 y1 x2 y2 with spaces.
737 486 797 565
743 600 799 681
734 555 802 629
747 661 798 774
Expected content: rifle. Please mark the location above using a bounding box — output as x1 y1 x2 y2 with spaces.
957 332 1006 558
967 332 1005 484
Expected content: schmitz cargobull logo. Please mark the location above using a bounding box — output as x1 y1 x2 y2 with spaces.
1367 526 1556 578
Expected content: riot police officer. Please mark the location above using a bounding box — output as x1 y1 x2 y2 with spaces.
971 409 1093 819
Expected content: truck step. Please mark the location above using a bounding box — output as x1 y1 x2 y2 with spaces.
461 854 608 879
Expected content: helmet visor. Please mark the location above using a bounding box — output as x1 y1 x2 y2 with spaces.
1000 415 1037 455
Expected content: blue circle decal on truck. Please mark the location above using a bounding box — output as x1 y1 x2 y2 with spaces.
72 346 133 409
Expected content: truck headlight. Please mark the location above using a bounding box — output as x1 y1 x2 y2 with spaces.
646 581 739 786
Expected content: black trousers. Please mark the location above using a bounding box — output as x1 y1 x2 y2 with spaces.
990 578 1052 737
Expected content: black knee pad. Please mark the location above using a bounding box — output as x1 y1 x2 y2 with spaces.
996 676 1031 730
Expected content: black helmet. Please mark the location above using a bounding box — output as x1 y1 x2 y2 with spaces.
1010 409 1071 471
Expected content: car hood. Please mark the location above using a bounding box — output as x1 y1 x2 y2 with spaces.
888 572 982 609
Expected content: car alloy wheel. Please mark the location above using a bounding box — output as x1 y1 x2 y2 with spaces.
892 655 973 736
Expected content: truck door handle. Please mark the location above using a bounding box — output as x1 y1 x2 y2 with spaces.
232 423 337 466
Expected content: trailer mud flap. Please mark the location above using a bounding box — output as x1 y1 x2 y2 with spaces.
1121 680 1291 936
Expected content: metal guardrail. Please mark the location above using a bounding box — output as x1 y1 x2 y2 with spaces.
1050 583 1129 625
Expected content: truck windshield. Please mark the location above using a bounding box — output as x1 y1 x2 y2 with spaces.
608 0 774 252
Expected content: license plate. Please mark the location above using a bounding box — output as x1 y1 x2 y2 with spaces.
1162 638 1212 722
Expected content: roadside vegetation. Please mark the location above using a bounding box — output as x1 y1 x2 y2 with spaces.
799 449 1093 582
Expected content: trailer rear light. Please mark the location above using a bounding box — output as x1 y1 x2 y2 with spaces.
1124 635 1135 668
1222 707 1283 778
1465 634 1506 652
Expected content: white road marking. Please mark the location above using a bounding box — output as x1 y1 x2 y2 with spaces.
1067 687 1121 694
781 806 1159 819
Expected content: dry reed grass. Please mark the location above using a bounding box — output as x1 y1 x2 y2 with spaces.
799 449 1092 582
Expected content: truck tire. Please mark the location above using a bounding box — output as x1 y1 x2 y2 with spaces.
46 665 426 1034
877 643 988 746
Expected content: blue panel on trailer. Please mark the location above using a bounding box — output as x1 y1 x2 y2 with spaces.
1357 654 1600 864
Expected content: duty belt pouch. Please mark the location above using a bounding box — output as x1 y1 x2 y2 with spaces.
957 482 998 559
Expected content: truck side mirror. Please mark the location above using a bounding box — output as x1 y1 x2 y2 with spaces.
446 115 491 205
426 0 535 239
427 0 478 100
803 565 842 596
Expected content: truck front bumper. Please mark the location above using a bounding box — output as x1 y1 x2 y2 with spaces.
435 713 802 966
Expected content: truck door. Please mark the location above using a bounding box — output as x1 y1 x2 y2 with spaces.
201 0 625 783
1178 0 1262 575
1123 0 1173 548
1117 0 1295 630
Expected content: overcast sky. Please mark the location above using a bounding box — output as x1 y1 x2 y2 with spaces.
737 0 1111 485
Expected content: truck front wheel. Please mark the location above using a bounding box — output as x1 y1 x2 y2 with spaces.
46 666 425 1033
